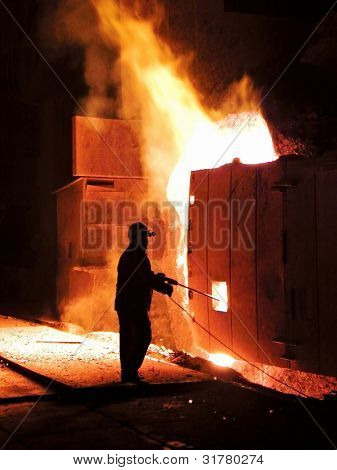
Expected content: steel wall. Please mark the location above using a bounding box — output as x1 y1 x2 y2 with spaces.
188 170 210 353
208 165 232 357
188 157 337 377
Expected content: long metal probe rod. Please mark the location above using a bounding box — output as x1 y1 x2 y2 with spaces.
164 276 221 302
177 282 221 302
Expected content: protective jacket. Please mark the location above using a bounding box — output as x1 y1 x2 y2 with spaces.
115 246 169 311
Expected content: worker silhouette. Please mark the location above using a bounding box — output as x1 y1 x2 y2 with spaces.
115 222 173 384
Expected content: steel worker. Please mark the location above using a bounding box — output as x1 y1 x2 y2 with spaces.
115 222 173 385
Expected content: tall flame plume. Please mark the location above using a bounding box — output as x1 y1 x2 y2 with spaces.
91 0 277 306
50 0 277 362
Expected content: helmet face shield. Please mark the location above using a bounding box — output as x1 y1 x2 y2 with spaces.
147 230 156 238
128 222 156 249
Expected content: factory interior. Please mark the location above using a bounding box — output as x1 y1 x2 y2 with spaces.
0 0 337 451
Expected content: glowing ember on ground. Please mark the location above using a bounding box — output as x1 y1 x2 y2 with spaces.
0 318 208 388
209 353 236 368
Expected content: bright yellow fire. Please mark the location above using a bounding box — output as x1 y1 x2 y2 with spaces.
91 0 277 365
209 353 236 368
92 1 276 191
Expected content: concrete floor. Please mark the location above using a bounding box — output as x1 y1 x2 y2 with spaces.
0 315 336 450
0 316 209 388
1 380 337 450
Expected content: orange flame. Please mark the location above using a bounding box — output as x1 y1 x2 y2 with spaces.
91 0 278 360
92 1 276 189
50 1 278 357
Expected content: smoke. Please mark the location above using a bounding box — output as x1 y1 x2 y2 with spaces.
41 0 262 192
40 0 269 355
39 0 121 117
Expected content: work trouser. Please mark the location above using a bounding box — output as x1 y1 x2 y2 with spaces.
116 306 152 381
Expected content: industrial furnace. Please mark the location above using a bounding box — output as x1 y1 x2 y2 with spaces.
56 117 147 329
55 116 188 347
188 156 337 377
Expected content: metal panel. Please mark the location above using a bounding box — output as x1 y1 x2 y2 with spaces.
73 116 143 178
83 187 126 265
56 178 85 311
56 176 148 316
316 168 337 376
188 158 337 377
256 160 285 367
188 170 210 353
230 162 258 362
56 179 85 266
81 177 148 265
207 165 233 356
284 159 319 373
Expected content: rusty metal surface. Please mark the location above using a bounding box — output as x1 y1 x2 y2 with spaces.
56 176 147 321
207 165 232 356
188 170 210 353
284 160 319 373
189 157 337 377
230 162 258 362
316 168 337 376
256 161 285 367
73 117 143 178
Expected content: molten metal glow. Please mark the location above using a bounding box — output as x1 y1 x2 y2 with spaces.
209 353 236 368
212 282 228 313
166 111 277 284
91 1 277 361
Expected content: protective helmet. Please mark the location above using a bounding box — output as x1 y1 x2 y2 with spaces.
128 222 156 243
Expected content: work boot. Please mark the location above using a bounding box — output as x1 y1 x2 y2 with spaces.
120 380 137 387
121 372 137 385
134 374 150 386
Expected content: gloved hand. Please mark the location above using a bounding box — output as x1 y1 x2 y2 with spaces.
164 283 173 297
